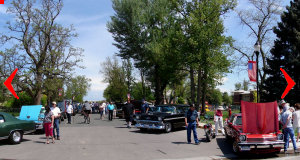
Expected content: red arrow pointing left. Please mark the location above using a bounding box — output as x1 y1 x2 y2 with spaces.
3 68 19 99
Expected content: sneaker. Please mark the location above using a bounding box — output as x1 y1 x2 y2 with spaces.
195 142 200 145
284 150 288 154
295 150 300 153
187 142 191 144
57 137 60 140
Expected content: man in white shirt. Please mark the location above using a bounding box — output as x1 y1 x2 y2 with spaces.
66 102 73 124
51 101 61 140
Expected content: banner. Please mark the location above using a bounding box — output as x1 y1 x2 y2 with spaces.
241 101 279 134
248 61 257 82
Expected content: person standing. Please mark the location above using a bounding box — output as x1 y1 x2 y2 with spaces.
281 103 299 153
293 103 300 142
141 99 149 114
214 106 225 136
99 101 106 120
107 101 115 121
43 106 55 144
66 102 73 124
228 105 232 118
185 104 200 145
50 101 61 140
123 100 135 128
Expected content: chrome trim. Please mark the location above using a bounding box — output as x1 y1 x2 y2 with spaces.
164 117 185 121
24 129 36 134
0 136 9 140
135 123 165 130
238 141 284 150
136 120 161 123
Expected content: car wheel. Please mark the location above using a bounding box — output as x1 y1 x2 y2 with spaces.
164 122 172 133
232 140 240 153
9 131 23 144
205 130 211 142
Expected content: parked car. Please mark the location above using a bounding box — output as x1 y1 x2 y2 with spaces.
115 102 125 118
0 112 36 144
224 113 284 154
57 99 72 121
19 105 44 131
135 104 189 133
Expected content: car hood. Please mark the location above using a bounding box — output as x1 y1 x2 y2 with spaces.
241 101 279 134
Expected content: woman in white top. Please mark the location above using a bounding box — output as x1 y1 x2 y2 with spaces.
293 103 300 142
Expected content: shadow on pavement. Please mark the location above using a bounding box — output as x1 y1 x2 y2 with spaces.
33 140 46 144
216 137 284 159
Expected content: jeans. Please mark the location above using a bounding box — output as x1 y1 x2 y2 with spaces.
100 110 104 119
283 127 297 151
67 113 72 123
53 118 60 138
187 121 199 143
108 110 113 121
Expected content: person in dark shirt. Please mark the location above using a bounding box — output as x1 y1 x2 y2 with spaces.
123 100 135 128
185 104 200 145
141 99 149 114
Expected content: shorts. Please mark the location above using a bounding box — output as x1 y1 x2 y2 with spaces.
125 116 133 122
295 127 300 133
84 110 91 114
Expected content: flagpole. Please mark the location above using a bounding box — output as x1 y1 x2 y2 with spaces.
254 42 260 103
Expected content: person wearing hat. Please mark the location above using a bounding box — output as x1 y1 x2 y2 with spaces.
50 101 61 140
281 103 299 153
214 106 225 136
185 104 200 145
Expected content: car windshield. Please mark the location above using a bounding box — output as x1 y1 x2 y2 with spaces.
153 106 176 114
176 106 189 114
234 116 242 125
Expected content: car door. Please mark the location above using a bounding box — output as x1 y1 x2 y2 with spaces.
0 114 10 138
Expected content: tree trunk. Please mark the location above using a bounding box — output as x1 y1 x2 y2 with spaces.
140 69 145 99
34 70 43 105
201 71 207 115
196 66 202 111
154 65 164 105
190 67 195 105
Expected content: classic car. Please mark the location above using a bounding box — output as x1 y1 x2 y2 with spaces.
224 111 284 154
19 105 45 131
135 104 189 133
0 112 36 144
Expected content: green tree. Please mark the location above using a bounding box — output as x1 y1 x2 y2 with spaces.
65 76 91 103
207 89 223 106
234 82 242 90
242 80 249 91
131 82 154 101
0 0 83 105
222 92 232 106
107 0 185 105
101 56 128 102
262 0 300 105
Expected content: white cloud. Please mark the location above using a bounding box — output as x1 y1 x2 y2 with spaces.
0 5 7 14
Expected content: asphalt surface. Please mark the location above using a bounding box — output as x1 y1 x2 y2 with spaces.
0 114 300 160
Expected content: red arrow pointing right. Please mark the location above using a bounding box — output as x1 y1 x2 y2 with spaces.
3 68 19 99
280 68 296 99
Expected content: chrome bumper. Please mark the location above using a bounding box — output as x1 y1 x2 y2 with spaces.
35 123 43 130
239 141 284 151
135 120 165 130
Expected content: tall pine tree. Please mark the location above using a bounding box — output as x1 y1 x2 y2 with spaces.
262 0 300 105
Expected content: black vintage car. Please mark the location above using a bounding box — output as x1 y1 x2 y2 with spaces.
135 104 189 133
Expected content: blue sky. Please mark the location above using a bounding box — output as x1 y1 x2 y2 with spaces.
0 0 289 101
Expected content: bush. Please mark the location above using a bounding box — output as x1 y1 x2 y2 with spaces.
10 92 33 108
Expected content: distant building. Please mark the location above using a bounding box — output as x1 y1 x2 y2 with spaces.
232 90 255 105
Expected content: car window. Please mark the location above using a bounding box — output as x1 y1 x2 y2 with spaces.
233 116 242 125
176 106 189 114
154 106 176 114
229 115 235 123
0 115 5 123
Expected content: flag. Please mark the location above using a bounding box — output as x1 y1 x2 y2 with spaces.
0 0 4 4
248 61 257 82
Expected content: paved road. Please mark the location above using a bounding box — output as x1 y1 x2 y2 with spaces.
0 114 299 160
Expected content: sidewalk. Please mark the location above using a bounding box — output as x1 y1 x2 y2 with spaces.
198 122 300 152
